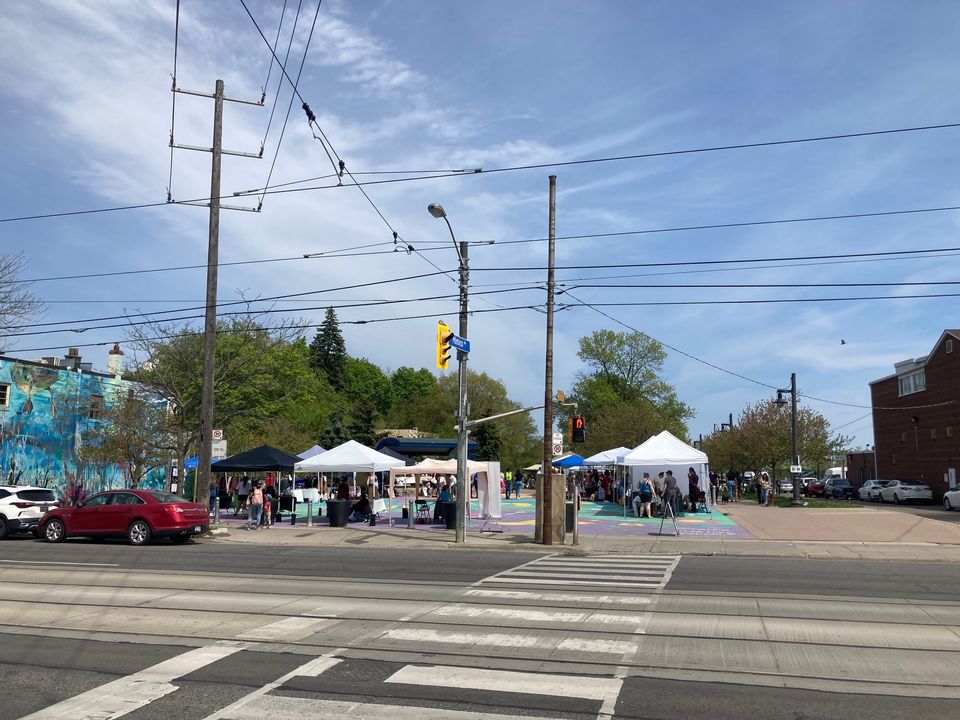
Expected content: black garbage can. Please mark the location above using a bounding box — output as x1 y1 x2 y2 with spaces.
565 501 575 532
442 501 457 529
327 499 349 527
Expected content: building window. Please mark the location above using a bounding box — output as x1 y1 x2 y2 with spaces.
901 431 907 443
88 395 104 420
931 428 938 440
947 339 954 354
948 426 954 438
892 454 897 464
0 383 9 408
898 371 926 396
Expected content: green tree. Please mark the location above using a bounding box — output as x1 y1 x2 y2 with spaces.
126 313 316 466
319 407 351 449
559 329 693 455
343 357 393 415
385 366 437 428
309 307 347 391
415 371 538 469
349 397 379 447
83 385 173 488
700 399 851 477
472 410 503 461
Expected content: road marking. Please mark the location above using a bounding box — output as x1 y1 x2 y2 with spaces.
475 554 680 591
21 641 243 720
383 627 542 649
0 560 119 567
558 637 640 655
431 605 589 623
385 664 622 701
463 588 653 605
202 653 342 720
212 696 556 720
236 616 335 641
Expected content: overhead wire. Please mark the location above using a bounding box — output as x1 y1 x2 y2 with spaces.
0 285 541 339
165 0 181 203
5 120 960 223
562 290 955 411
258 0 292 152
257 0 316 211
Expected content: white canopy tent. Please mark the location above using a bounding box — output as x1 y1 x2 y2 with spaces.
294 440 405 474
583 446 632 465
617 430 711 512
387 457 503 524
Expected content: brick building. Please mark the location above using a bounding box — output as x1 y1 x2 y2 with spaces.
869 330 960 500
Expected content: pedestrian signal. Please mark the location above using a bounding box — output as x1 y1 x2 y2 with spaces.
572 416 586 443
436 321 453 370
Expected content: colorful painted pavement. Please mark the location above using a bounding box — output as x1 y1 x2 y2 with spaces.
217 496 754 539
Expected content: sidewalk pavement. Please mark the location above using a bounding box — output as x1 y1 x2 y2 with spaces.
206 500 960 562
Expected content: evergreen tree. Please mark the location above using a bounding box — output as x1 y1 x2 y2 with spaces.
309 308 347 391
472 411 502 460
349 398 379 447
319 407 351 449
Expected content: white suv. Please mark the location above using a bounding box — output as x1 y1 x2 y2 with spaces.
0 485 57 539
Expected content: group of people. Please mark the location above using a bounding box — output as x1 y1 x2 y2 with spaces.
627 468 708 518
213 474 299 529
500 472 526 499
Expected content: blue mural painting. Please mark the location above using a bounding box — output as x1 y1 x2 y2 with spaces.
0 357 166 494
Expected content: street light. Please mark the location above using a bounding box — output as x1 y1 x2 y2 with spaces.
428 202 469 543
774 372 802 506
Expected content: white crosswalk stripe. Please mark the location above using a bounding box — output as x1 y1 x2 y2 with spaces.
475 554 681 591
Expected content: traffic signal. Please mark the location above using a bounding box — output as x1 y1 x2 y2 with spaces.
572 416 586 443
436 321 452 370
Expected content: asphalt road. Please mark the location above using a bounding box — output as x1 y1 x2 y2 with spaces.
3 544 959 718
856 498 960 524
3 538 959 600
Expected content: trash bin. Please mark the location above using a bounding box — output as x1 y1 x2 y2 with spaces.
401 506 409 519
442 501 457 529
327 499 349 527
565 501 575 532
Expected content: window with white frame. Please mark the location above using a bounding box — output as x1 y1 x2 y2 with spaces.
947 338 954 354
0 383 9 408
898 371 926 396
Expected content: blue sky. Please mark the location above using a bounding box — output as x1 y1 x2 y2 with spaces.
3 0 960 449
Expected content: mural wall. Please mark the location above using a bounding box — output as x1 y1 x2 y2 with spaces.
0 358 166 494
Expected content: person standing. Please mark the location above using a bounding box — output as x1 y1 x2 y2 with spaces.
248 481 264 530
663 470 680 517
513 474 522 500
688 468 702 513
708 470 719 506
725 469 737 504
236 476 251 517
635 472 655 518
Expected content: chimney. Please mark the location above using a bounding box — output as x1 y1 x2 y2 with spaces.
108 343 124 377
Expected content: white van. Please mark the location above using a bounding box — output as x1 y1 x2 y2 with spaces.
822 466 847 481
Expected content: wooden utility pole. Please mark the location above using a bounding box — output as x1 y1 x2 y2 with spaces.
170 79 261 501
540 175 558 544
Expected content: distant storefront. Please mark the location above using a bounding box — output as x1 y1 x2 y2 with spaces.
0 347 166 493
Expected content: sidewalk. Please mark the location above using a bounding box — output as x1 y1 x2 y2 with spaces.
205 500 960 562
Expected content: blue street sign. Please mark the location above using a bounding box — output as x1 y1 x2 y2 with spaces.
449 334 471 353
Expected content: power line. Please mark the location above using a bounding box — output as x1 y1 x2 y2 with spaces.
493 204 960 247
257 0 318 211
472 245 960 272
254 121 960 199
567 280 960 290
166 0 181 203
560 291 960 307
831 412 873 430
563 290 954 412
258 0 294 153
0 285 539 339
3 268 458 331
7 119 958 223
562 290 778 390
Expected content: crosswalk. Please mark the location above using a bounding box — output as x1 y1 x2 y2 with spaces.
474 553 681 592
18 645 622 720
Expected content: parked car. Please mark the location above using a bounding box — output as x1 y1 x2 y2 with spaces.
944 486 960 511
806 477 827 497
824 477 856 499
857 479 888 502
779 478 794 494
39 489 209 545
741 471 756 492
0 485 57 539
879 480 933 505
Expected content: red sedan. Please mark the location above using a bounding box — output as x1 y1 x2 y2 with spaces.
40 489 209 545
